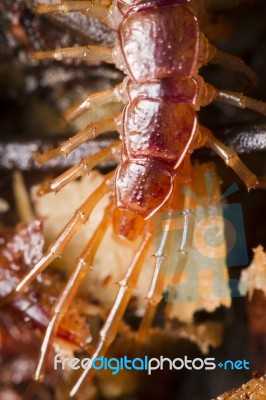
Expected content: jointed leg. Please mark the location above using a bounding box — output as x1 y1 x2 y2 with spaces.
31 202 113 389
214 90 266 116
32 44 114 64
0 171 114 307
37 142 121 195
164 209 196 314
136 211 178 342
163 180 196 317
35 115 119 164
209 49 257 86
64 83 124 123
199 126 259 190
33 1 111 27
70 227 152 398
137 164 196 341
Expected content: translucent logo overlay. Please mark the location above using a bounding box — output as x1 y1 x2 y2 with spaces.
152 173 248 302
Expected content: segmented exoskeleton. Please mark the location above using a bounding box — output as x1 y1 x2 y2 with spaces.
1 0 266 398
32 0 266 219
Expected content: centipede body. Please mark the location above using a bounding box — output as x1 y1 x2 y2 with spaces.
0 0 266 400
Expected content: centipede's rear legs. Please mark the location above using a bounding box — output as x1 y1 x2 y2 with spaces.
137 161 196 342
70 227 152 398
22 201 115 400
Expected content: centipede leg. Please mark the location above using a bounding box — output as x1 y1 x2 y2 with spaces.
0 172 114 307
37 142 121 195
215 90 266 116
70 229 152 398
199 126 259 190
162 182 196 318
136 162 196 340
32 45 114 64
33 1 110 26
164 209 196 317
136 211 177 342
23 203 114 400
35 115 119 164
64 83 124 123
209 49 257 85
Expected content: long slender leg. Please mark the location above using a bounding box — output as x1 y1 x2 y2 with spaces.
164 209 196 311
37 142 121 195
209 49 257 86
198 126 259 190
70 228 152 398
35 115 119 164
136 211 177 342
214 90 266 116
32 45 114 63
23 202 114 400
33 1 110 26
137 209 195 334
25 202 114 397
0 171 114 307
64 83 124 123
136 161 195 340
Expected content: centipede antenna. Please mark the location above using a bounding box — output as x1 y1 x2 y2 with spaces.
30 202 114 389
70 228 152 398
35 115 119 165
64 84 124 123
0 171 114 307
32 45 114 64
210 49 257 86
37 142 121 196
215 90 266 116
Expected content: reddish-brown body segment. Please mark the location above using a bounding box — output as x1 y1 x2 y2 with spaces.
119 5 200 81
116 1 204 217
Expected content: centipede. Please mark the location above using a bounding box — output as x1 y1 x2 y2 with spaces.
1 0 266 399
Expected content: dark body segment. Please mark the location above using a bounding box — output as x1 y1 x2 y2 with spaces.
116 1 201 217
118 4 200 81
115 160 174 217
116 80 198 217
123 99 197 163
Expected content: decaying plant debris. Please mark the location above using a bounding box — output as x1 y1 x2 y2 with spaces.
240 246 266 372
216 374 266 400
